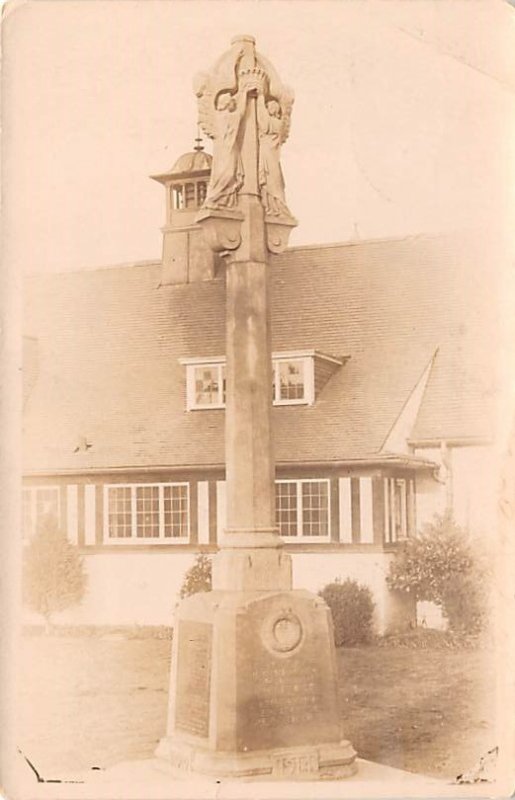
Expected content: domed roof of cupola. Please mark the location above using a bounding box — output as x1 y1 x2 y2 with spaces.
170 150 212 176
150 149 212 185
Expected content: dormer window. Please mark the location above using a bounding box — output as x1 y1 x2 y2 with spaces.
273 357 307 404
180 351 346 411
190 362 226 408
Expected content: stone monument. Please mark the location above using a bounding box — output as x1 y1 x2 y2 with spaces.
156 35 357 780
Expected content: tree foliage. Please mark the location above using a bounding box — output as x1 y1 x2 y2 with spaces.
386 513 488 634
179 554 212 598
319 578 375 646
23 514 87 628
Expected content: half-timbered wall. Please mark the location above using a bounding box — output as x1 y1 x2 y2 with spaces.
22 469 417 553
21 468 420 630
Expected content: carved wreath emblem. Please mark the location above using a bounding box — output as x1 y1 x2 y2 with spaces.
261 610 304 655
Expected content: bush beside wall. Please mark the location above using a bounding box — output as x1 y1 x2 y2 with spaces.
319 578 375 646
387 513 490 634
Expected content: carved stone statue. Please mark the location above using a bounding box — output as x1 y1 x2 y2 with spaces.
194 37 295 219
199 88 246 209
257 83 293 217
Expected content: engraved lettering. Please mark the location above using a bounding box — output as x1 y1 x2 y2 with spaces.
175 621 212 738
272 751 319 777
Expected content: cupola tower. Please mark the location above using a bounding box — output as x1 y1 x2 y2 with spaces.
150 144 217 284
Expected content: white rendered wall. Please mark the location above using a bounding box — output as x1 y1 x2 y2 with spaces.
417 601 447 630
452 446 498 538
413 448 446 529
291 551 414 634
414 444 496 537
24 549 414 632
43 552 196 626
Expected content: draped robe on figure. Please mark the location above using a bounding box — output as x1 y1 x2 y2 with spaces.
205 102 244 209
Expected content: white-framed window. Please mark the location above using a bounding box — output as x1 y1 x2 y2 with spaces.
182 352 315 410
272 357 310 405
104 483 190 543
384 477 409 543
22 486 61 540
187 362 226 409
275 479 331 541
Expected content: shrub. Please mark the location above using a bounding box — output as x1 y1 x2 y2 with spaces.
179 554 212 598
319 578 375 646
387 513 489 634
23 514 87 631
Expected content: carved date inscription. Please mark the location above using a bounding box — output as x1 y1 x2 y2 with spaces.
272 750 319 778
175 620 212 738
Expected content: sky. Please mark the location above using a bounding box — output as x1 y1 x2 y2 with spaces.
2 0 515 274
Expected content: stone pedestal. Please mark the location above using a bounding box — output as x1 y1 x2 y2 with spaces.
157 585 357 780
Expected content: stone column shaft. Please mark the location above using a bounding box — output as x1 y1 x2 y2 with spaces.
225 256 275 537
211 196 290 589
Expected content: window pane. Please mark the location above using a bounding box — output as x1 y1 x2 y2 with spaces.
35 487 60 531
163 485 188 538
279 360 305 401
221 364 226 404
107 487 132 538
185 183 195 208
136 485 160 538
301 481 329 537
197 182 207 205
172 185 184 210
194 366 220 406
275 482 298 537
394 479 407 539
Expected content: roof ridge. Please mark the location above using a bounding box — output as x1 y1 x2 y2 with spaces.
26 259 162 278
281 232 447 255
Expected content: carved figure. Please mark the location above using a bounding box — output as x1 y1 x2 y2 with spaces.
198 88 246 209
257 84 293 217
195 63 260 210
194 38 294 218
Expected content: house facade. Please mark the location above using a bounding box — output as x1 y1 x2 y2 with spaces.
22 150 499 632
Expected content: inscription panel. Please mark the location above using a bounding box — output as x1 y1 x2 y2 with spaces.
175 620 212 738
236 598 340 751
251 659 321 728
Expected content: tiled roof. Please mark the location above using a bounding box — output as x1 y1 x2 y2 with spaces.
23 234 498 473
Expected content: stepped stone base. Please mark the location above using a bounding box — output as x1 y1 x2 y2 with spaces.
156 587 357 781
156 738 357 780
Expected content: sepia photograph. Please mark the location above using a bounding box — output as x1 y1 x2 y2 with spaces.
1 1 515 798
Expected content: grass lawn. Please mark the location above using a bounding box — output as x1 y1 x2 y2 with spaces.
337 646 495 778
17 634 495 780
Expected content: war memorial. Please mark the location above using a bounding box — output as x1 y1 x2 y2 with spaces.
12 16 512 798
155 34 357 781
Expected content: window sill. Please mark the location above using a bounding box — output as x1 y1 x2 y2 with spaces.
274 399 311 407
103 537 190 545
281 535 332 544
186 400 313 410
186 404 226 411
